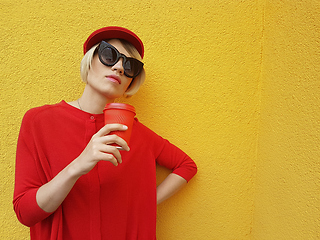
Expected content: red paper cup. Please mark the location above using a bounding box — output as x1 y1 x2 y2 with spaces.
103 103 136 149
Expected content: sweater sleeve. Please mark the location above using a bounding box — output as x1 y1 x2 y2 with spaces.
155 139 197 182
13 109 53 227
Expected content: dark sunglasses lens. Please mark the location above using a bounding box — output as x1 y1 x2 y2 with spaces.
100 47 118 65
124 59 143 77
99 42 143 78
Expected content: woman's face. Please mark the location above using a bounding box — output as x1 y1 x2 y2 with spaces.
86 39 134 100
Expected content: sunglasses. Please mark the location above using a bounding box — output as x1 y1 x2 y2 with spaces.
97 41 144 78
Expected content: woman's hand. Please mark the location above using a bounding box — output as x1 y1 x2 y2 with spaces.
72 123 130 176
36 123 129 213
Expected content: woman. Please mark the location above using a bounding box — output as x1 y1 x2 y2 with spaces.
13 26 197 240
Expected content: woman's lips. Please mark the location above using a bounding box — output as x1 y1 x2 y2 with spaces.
106 75 121 84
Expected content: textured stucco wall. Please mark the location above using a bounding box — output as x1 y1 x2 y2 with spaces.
1 0 318 239
253 1 320 239
1 1 261 239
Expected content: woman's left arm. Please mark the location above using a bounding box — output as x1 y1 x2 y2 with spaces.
156 173 187 204
155 139 197 204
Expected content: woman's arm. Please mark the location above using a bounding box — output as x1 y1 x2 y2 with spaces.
156 173 187 204
36 123 129 213
35 160 81 213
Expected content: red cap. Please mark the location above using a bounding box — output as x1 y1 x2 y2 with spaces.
83 26 144 58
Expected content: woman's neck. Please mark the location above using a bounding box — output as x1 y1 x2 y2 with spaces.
78 86 114 114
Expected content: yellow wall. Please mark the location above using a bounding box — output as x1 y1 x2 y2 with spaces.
0 0 318 239
253 1 320 239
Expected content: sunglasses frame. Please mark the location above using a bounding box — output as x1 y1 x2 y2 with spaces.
97 41 144 78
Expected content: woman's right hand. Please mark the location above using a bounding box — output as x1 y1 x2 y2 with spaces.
36 124 129 213
72 123 130 177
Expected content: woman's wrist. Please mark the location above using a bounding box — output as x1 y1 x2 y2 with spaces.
67 158 85 180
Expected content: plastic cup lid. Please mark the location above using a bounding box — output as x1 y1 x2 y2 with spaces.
104 103 136 113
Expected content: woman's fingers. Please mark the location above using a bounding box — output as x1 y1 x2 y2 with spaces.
98 144 123 166
75 123 130 175
96 123 128 137
94 124 130 151
99 134 130 152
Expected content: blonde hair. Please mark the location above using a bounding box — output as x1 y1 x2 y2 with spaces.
80 39 145 98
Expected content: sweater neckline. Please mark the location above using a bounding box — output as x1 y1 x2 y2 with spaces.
59 100 104 120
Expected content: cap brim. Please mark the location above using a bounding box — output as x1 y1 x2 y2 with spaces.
83 26 144 58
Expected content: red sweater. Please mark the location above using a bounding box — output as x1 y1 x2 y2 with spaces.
13 101 197 240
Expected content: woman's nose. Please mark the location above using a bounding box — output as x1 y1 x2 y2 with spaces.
111 58 124 75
